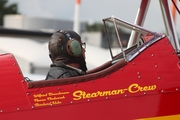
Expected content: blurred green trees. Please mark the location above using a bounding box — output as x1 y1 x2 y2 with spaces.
86 23 104 32
0 0 19 26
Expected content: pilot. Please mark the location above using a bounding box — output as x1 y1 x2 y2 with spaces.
45 30 87 80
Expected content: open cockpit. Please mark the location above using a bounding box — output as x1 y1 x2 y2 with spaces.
26 16 168 88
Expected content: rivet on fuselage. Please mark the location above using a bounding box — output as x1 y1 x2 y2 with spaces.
144 92 146 95
74 84 77 87
50 104 53 106
138 76 141 78
32 106 34 109
176 88 179 91
91 80 93 83
17 108 20 111
71 101 73 104
137 72 140 74
106 97 108 99
161 90 164 93
120 68 123 71
58 87 60 90
158 77 161 80
26 93 30 95
87 99 90 102
125 94 128 97
41 91 44 94
155 65 158 68
21 80 24 83
151 54 154 57
106 75 109 78
0 110 3 113
132 62 135 65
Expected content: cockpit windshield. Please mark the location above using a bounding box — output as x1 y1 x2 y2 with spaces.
102 16 161 62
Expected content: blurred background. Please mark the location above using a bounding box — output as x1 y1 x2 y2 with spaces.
0 0 179 80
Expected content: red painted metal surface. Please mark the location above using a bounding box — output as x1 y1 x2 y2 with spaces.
0 36 180 120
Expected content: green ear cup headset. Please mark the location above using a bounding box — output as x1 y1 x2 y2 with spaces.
59 30 82 57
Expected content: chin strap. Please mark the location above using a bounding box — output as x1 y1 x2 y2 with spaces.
64 64 86 75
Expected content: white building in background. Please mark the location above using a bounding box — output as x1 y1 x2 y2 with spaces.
81 31 102 46
3 14 86 32
1 14 110 80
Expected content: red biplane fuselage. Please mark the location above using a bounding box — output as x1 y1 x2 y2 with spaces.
0 34 180 119
0 0 180 119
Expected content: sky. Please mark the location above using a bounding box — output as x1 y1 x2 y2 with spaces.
7 0 180 35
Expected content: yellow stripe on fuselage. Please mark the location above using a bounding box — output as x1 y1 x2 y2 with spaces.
136 114 180 120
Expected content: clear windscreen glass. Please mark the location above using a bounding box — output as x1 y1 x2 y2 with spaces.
103 17 149 60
